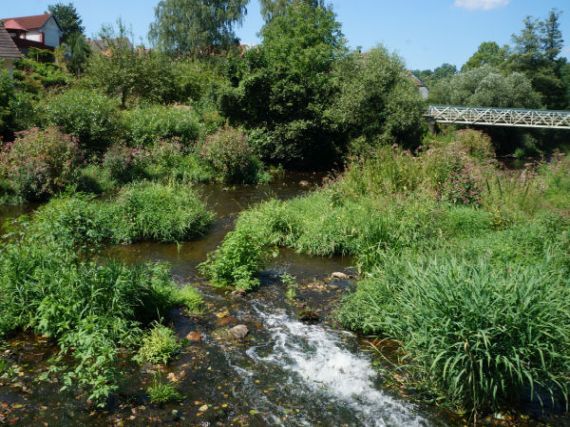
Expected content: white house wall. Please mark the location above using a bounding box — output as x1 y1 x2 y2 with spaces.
23 31 42 43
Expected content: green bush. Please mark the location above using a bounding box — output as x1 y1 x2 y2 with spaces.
199 125 263 184
0 239 178 405
0 127 81 201
134 323 181 365
102 144 148 183
111 182 214 243
32 182 214 246
122 105 200 147
142 141 213 184
45 88 120 153
76 164 116 194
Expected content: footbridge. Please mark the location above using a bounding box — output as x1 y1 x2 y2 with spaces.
427 105 570 130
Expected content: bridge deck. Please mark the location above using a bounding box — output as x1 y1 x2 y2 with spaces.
427 105 570 130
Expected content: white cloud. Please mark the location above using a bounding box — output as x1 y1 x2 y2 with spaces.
454 0 510 11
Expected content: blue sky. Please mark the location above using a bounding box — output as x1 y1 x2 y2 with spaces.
2 0 569 69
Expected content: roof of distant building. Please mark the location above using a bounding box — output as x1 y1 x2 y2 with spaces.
0 21 23 60
1 13 52 31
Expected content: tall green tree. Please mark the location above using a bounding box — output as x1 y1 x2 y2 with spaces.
260 0 324 21
48 2 85 43
221 1 347 166
149 0 248 57
64 32 91 76
540 9 564 62
463 42 509 71
511 16 543 69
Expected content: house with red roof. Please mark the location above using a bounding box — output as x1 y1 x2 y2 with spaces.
1 13 62 53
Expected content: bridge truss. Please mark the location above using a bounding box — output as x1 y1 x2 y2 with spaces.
427 105 570 130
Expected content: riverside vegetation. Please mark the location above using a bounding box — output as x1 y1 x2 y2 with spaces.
0 0 569 423
201 129 570 418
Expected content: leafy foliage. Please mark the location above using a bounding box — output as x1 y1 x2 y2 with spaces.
149 0 248 57
45 88 120 154
0 239 178 405
122 105 200 147
0 127 81 201
199 125 263 184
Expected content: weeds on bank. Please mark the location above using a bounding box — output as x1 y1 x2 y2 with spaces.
135 323 181 365
200 130 570 417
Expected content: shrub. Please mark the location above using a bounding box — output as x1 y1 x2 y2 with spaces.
122 105 200 147
111 182 214 243
0 239 178 405
31 195 114 249
0 127 81 201
143 141 213 184
76 164 117 194
200 125 263 184
32 182 214 246
102 144 148 183
134 323 181 365
200 227 268 291
45 88 120 153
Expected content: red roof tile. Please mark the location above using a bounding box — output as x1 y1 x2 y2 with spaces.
1 13 51 31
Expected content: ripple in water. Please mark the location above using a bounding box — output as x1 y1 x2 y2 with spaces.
244 305 430 427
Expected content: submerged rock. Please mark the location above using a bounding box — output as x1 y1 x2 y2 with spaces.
299 308 321 323
331 272 350 280
229 325 249 340
186 331 202 342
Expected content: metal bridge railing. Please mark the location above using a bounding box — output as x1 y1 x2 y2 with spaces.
427 105 570 130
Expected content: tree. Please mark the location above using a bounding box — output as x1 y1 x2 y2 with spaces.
149 0 248 57
511 16 543 69
540 9 564 62
260 0 324 21
48 2 85 43
220 1 347 166
87 22 177 106
330 47 425 148
65 32 91 76
463 42 509 71
430 65 541 109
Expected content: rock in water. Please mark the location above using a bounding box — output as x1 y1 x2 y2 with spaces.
229 325 249 340
186 331 202 342
331 272 350 280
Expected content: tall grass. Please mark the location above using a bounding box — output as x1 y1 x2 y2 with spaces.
339 252 570 416
32 181 214 247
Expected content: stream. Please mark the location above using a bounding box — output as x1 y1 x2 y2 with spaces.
0 174 451 426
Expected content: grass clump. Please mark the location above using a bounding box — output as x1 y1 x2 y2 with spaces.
147 378 183 404
173 286 205 315
339 252 570 417
111 181 214 243
135 323 181 365
31 182 214 246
